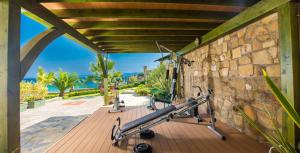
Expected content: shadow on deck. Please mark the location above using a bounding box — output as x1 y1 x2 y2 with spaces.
46 105 268 153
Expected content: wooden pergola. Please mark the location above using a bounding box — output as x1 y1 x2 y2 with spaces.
0 0 299 152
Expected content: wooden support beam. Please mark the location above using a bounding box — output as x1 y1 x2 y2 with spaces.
0 0 21 152
179 0 291 56
70 21 218 30
96 41 190 46
52 9 237 21
38 0 259 7
19 0 107 79
80 30 208 36
99 44 185 48
63 17 225 23
41 2 246 13
20 28 64 79
95 40 193 44
90 35 197 42
278 2 300 149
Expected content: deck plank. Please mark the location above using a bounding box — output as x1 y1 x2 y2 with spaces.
46 105 268 153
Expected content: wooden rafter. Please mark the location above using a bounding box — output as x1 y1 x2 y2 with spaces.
19 0 107 72
80 30 207 36
50 9 238 20
37 0 259 7
41 2 246 12
63 18 225 23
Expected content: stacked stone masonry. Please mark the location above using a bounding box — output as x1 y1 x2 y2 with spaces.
183 13 281 142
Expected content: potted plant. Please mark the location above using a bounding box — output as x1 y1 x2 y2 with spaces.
27 82 48 108
20 82 31 112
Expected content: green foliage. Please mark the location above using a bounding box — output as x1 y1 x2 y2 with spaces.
262 69 300 128
52 69 79 97
67 89 100 97
239 69 300 153
111 71 123 83
134 84 150 96
118 81 144 90
37 66 54 86
20 82 48 102
127 76 138 84
89 54 115 85
146 63 171 98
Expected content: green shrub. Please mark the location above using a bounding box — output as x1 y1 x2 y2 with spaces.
146 63 171 97
118 81 144 90
134 84 150 96
68 89 100 97
20 82 48 102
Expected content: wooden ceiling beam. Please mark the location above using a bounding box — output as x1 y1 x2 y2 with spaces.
18 0 101 51
69 21 218 30
63 17 225 23
96 41 190 46
51 9 237 21
95 40 191 45
99 44 185 48
90 35 197 42
92 36 196 42
38 0 259 7
105 49 162 53
41 2 245 13
80 30 208 36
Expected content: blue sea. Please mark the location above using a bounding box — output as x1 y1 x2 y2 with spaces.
23 73 140 93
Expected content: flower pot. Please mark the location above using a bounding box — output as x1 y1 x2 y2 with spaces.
20 103 28 112
27 99 46 109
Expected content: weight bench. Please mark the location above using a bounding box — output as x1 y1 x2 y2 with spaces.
111 90 225 146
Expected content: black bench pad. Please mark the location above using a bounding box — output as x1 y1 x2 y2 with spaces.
121 105 176 133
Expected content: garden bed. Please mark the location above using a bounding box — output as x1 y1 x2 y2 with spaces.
28 100 46 109
20 103 28 112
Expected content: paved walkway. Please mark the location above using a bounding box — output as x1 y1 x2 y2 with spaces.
21 91 149 153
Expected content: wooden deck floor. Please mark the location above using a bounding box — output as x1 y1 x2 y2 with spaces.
47 105 268 153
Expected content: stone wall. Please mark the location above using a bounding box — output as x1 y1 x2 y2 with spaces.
182 13 281 141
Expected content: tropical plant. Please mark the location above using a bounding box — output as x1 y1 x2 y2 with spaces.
20 82 48 102
127 76 138 84
239 69 300 153
52 69 79 97
111 71 123 83
36 66 54 86
146 63 171 98
88 53 115 89
134 84 150 96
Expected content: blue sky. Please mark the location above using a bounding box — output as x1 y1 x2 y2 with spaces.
21 14 162 78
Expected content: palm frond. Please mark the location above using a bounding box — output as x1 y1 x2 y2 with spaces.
262 69 300 128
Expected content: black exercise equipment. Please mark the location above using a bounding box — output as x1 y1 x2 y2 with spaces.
148 44 194 111
133 143 152 153
108 78 125 113
111 89 225 146
140 129 155 139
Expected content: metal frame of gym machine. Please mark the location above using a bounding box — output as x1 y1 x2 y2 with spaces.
148 42 194 110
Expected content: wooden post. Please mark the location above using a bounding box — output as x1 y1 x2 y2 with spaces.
278 2 300 149
0 0 21 152
103 77 109 105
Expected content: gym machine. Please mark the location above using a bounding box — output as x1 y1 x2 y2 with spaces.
108 78 125 113
111 88 225 153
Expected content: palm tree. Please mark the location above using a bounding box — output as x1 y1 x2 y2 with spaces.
52 69 79 97
36 66 54 86
88 54 115 89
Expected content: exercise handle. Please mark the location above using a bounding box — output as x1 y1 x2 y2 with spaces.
116 117 121 126
111 125 116 140
192 86 202 93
